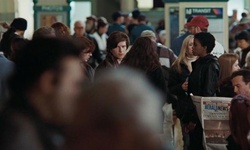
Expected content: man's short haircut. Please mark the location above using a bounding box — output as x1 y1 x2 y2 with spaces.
112 11 123 21
138 14 146 22
194 32 215 53
9 37 80 100
235 30 250 41
231 69 250 84
32 26 56 39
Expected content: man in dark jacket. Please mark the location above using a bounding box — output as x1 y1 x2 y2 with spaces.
130 14 153 44
107 11 125 35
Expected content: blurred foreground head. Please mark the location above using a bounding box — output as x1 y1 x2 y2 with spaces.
8 37 84 125
65 67 164 150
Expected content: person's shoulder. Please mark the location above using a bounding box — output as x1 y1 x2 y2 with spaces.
157 44 173 52
144 24 153 30
0 54 14 68
0 109 44 149
157 44 176 55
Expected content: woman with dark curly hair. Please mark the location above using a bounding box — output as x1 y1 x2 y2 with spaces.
122 37 166 94
95 31 129 77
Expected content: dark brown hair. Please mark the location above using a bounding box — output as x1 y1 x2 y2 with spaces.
51 22 70 37
230 94 250 150
74 36 95 53
122 37 161 73
103 31 130 67
231 69 250 84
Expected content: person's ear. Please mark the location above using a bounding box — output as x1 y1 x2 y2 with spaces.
195 26 202 33
247 82 250 89
203 46 208 52
38 70 57 95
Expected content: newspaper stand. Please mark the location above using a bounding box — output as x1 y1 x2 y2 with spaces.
191 95 232 150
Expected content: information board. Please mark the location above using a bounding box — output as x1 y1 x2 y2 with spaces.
185 7 224 46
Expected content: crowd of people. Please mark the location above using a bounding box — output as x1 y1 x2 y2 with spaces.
1 8 250 150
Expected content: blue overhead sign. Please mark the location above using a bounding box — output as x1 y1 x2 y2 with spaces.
162 0 228 2
185 8 223 19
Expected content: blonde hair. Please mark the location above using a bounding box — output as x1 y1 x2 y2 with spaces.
218 53 239 83
171 35 194 73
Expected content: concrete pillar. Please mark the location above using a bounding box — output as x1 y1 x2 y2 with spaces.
0 0 15 22
15 0 34 39
36 0 67 6
91 0 120 22
120 0 135 13
0 0 15 39
245 0 249 10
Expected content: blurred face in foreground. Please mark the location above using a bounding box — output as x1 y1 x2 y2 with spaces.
37 57 85 126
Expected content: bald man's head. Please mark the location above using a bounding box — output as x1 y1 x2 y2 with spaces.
74 21 85 37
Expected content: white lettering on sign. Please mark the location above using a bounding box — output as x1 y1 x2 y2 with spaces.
186 9 192 15
192 8 211 13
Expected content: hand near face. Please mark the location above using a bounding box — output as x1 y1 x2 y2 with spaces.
182 81 188 91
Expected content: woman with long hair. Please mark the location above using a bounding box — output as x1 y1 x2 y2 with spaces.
168 35 197 119
122 37 166 94
217 53 240 97
227 94 250 150
95 31 129 77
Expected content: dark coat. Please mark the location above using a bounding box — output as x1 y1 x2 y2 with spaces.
171 32 190 56
107 23 125 35
146 67 167 95
168 62 192 119
0 100 61 150
94 54 118 79
188 54 220 96
130 24 153 44
239 46 250 67
0 53 14 102
226 134 249 150
85 63 95 82
217 77 236 97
